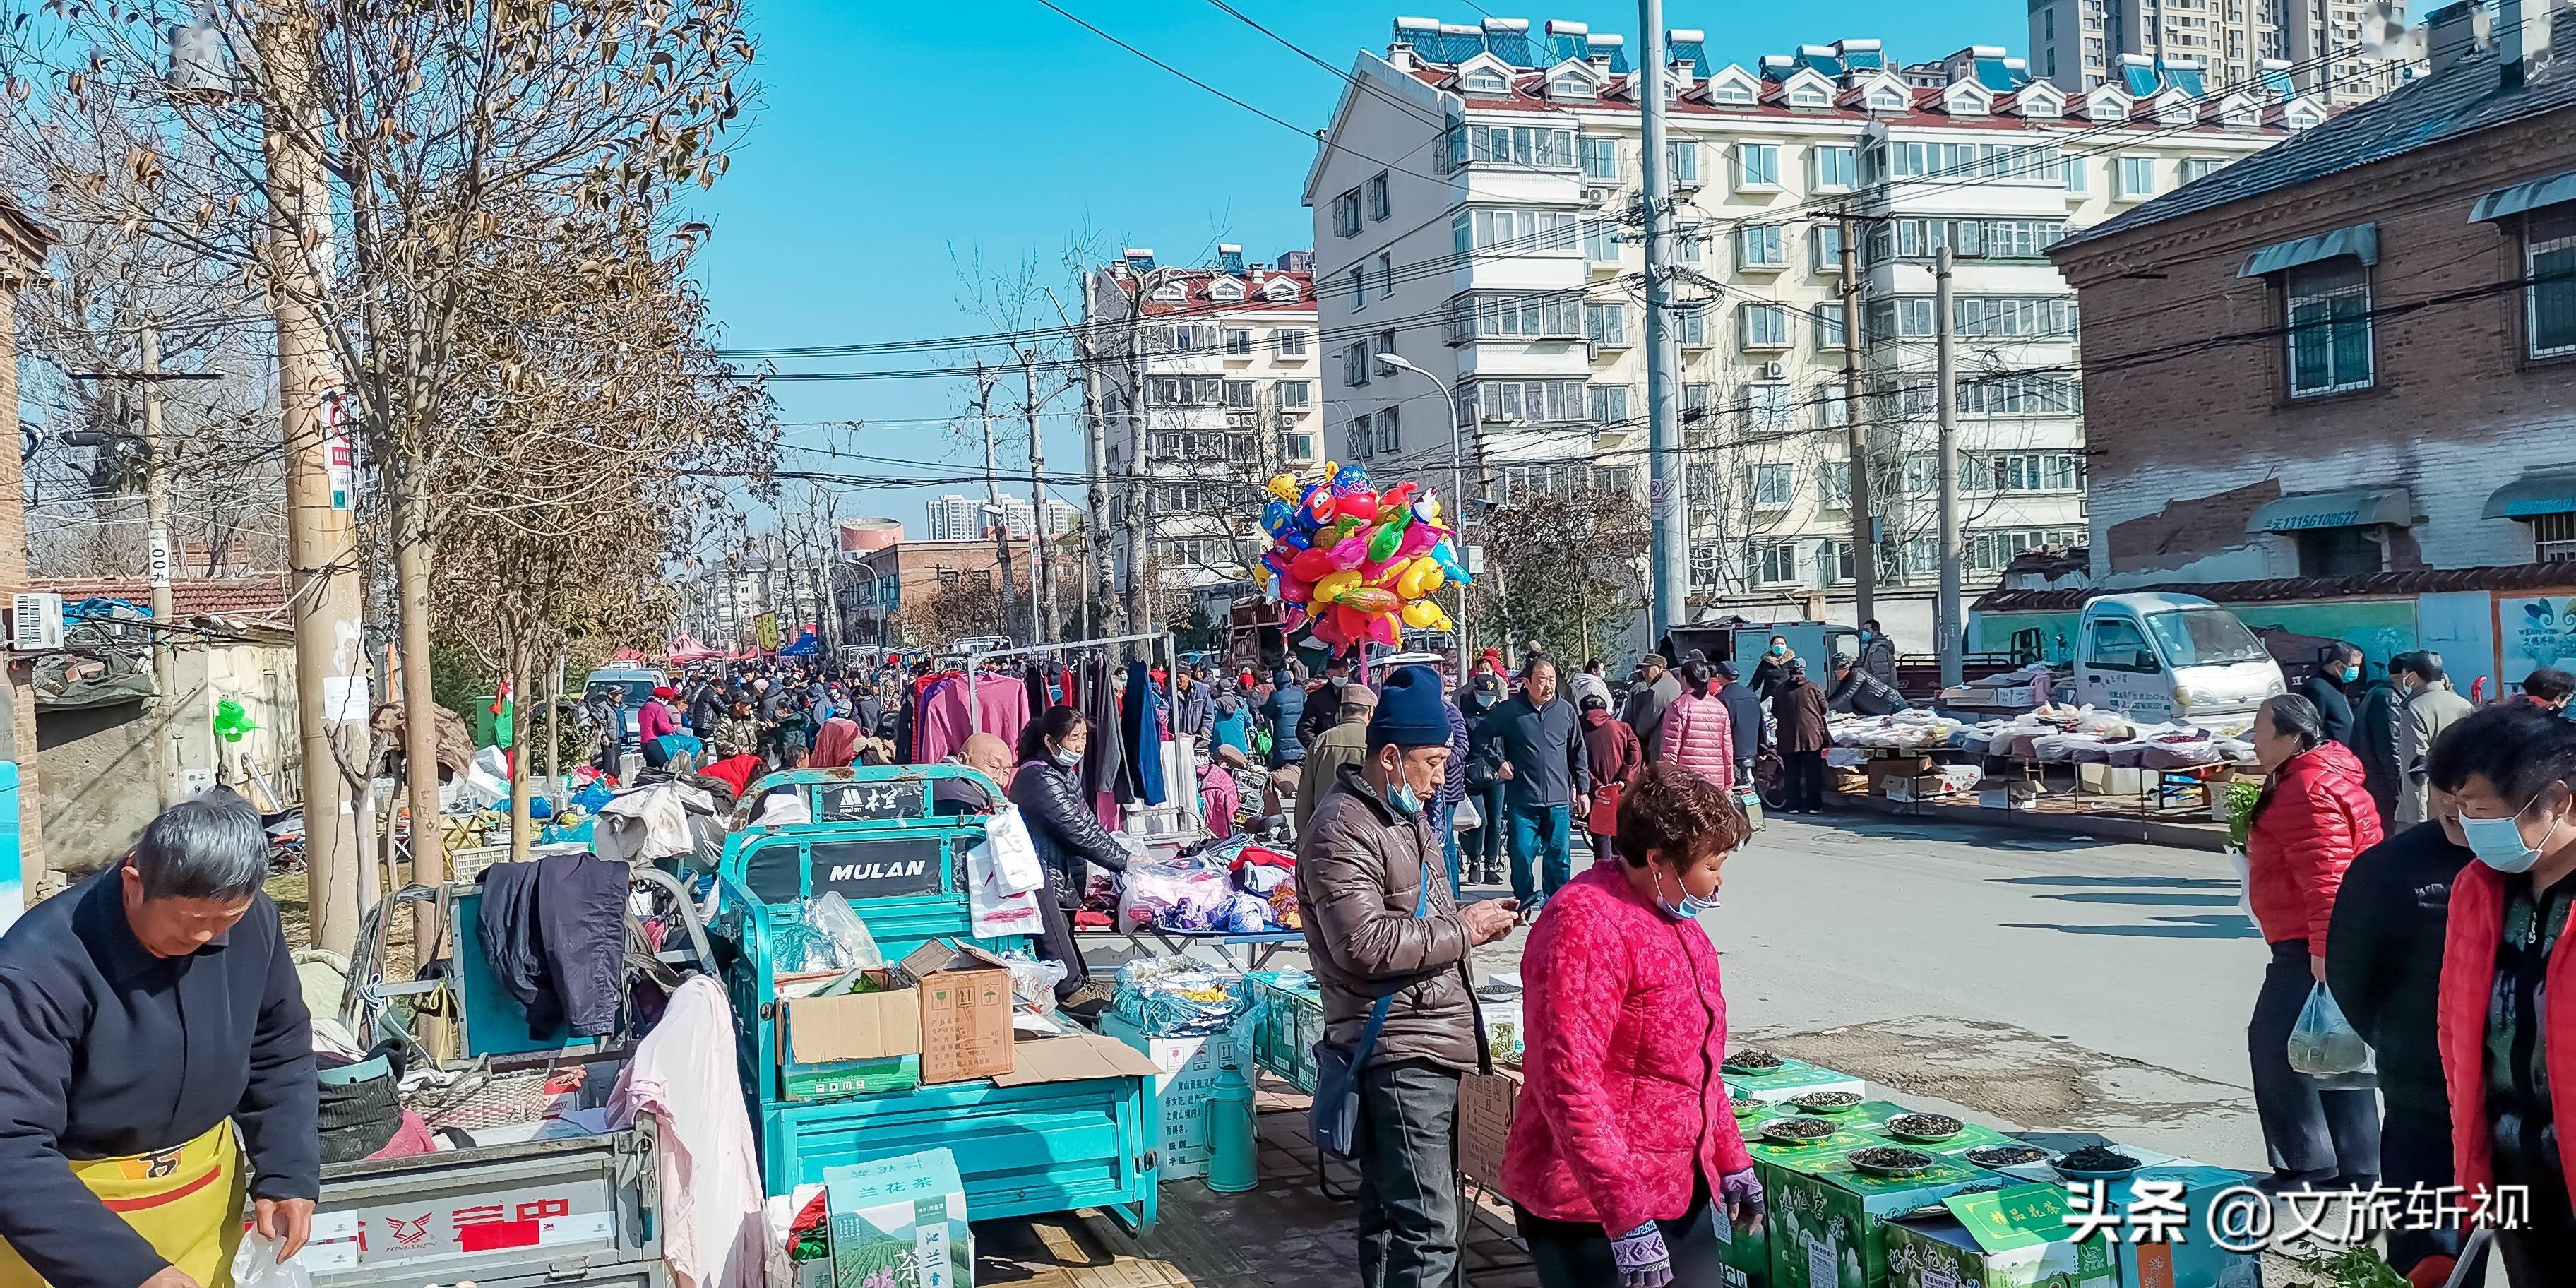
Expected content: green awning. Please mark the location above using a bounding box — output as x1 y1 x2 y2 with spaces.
2247 487 2412 533
2483 471 2576 519
2471 170 2576 224
2238 222 2378 278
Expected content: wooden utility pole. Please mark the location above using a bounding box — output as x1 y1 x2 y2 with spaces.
257 6 366 954
138 325 177 811
1020 352 1056 643
974 369 1020 641
1839 210 1876 624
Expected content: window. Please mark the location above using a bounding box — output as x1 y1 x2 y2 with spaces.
1378 251 1395 299
1448 124 1578 169
2532 512 2576 561
1676 222 1705 265
1741 303 1791 350
2086 616 2158 672
1224 328 1253 355
1821 460 1851 505
1708 73 1758 105
1677 304 1708 347
1748 463 1796 507
1153 323 1219 352
1888 141 2063 182
1788 82 1832 109
1755 542 1800 585
1444 292 1586 343
2295 527 2385 577
1681 383 1712 419
1581 136 1619 181
1867 297 1937 340
1813 223 1845 272
1669 140 1702 186
1985 451 2082 491
1957 375 2082 415
1735 142 1779 190
1282 431 1317 461
2285 258 2373 396
1891 217 2067 260
2143 607 2272 667
1820 539 1856 585
1376 407 1402 453
1816 382 1849 427
1814 144 1858 190
1585 302 1628 347
2116 156 2159 200
2063 156 2090 195
1742 383 1794 432
1737 225 1787 269
1347 265 1367 312
1460 208 1582 254
1366 172 1391 222
1549 73 1597 101
1814 302 1849 350
1952 297 2079 340
2527 206 2576 359
1587 383 1630 424
1148 375 1224 405
2179 157 2223 184
1346 418 1371 458
1333 189 1362 237
1460 68 1512 95
1466 378 1589 423
1342 342 1371 387
1222 379 1255 407
1274 328 1308 357
1277 380 1313 409
1582 219 1621 264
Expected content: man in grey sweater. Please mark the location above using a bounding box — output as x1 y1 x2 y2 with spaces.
1621 652 1682 752
1474 657 1591 909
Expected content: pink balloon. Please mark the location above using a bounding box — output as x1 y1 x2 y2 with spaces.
1281 602 1309 632
1366 612 1398 646
1330 534 1371 568
1397 524 1440 558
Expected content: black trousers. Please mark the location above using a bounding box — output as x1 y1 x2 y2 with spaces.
2498 1227 2576 1288
1461 781 1507 871
2250 939 2380 1180
1589 832 1616 865
1357 1059 1465 1288
1784 751 1827 812
1036 896 1089 1001
1517 1179 1729 1288
2380 1108 2470 1274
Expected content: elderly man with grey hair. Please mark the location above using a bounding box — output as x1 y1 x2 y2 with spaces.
0 793 318 1288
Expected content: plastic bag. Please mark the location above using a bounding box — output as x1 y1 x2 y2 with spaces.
1116 859 1235 931
978 805 1049 896
1453 794 1483 833
232 1232 314 1288
1003 955 1068 1015
970 869 1044 940
2287 982 2375 1078
799 893 884 973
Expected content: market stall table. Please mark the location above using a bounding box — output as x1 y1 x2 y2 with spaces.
1078 925 1304 974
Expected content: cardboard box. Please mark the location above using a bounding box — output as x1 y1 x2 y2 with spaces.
1101 1011 1247 1181
1457 1066 1525 1192
986 1031 1164 1088
778 969 924 1102
902 941 1017 1085
1885 767 1983 803
2109 1162 2262 1288
1244 972 1324 1093
823 1147 974 1288
1861 1119 2017 1159
2077 763 2148 796
1977 785 2038 811
1866 756 1938 789
1885 1182 2117 1288
1765 1147 1990 1288
1725 1059 1867 1104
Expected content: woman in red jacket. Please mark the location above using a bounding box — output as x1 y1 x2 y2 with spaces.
1503 763 1762 1288
2246 693 2385 1192
2426 702 2576 1280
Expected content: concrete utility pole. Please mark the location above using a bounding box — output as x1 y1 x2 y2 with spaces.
257 6 366 955
1121 304 1155 638
1839 210 1876 626
139 325 177 809
1934 246 1964 688
1020 354 1056 643
1640 0 1686 643
974 369 1020 643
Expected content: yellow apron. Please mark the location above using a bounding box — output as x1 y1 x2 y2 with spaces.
0 1119 246 1288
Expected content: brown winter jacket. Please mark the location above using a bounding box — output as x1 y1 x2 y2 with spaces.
1773 676 1832 753
1294 763 1482 1072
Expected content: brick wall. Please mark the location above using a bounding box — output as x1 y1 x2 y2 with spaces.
2054 106 2576 580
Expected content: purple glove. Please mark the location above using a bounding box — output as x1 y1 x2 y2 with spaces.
1720 1167 1767 1232
1609 1221 1673 1288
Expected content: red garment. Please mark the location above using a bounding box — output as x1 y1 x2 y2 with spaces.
2439 861 2576 1202
811 718 860 769
702 753 763 797
2246 741 2382 958
1654 691 1737 789
1502 861 1753 1235
1580 710 1642 837
638 698 678 744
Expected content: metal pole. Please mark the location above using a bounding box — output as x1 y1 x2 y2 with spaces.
1021 354 1056 643
1841 210 1877 626
138 325 178 809
1446 385 1470 673
1123 292 1155 636
1935 245 1964 688
976 369 1020 644
258 6 365 955
1076 283 1114 640
1640 0 1686 642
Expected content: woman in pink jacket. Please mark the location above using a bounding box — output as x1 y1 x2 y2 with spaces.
1503 763 1762 1287
1654 661 1739 791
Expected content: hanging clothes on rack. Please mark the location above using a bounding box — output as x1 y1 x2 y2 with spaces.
1121 658 1167 806
1023 661 1056 710
1078 657 1127 829
914 672 1031 765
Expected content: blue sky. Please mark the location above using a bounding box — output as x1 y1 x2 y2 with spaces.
688 0 2021 536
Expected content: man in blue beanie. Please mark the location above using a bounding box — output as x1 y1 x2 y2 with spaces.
1296 664 1519 1288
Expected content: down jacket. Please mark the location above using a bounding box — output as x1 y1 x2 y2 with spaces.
1006 758 1130 907
2245 741 2383 959
1502 861 1754 1236
1654 690 1738 788
2438 859 2576 1205
1294 764 1481 1071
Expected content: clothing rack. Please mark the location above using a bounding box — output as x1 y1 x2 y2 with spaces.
964 630 1201 837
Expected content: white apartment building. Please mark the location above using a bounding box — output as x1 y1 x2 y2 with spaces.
1083 246 1320 595
924 494 985 542
1305 16 2316 636
2029 0 2407 106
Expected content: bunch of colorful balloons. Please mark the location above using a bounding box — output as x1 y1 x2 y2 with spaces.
1256 463 1472 654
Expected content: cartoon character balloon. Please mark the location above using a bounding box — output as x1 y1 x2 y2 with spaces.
1256 463 1470 657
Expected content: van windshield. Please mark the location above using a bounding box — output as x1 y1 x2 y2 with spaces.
2142 609 2269 668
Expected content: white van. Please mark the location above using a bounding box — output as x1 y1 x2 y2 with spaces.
583 665 668 745
2073 593 2286 724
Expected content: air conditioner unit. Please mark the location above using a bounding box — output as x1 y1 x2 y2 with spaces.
1274 410 1300 430
11 593 63 652
1225 411 1257 429
1582 185 1615 205
1760 359 1789 381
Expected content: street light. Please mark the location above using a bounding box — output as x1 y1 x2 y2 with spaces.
1373 352 1472 673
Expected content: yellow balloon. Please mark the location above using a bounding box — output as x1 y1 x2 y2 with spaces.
1394 557 1436 600
1313 569 1361 604
1402 600 1453 631
1416 561 1446 595
1267 473 1301 501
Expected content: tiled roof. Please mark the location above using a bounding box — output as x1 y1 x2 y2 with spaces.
2058 52 2576 251
1972 562 2576 612
36 576 293 619
1121 268 1315 319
